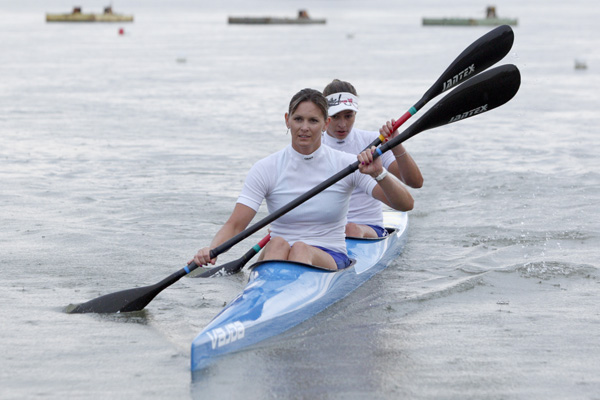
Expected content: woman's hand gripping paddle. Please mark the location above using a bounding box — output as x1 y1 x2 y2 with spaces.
191 234 271 278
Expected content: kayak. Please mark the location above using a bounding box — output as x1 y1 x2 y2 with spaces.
190 211 408 372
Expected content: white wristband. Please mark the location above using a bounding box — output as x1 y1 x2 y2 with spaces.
374 168 388 182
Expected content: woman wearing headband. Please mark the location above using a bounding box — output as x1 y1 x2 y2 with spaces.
323 79 423 238
192 88 413 271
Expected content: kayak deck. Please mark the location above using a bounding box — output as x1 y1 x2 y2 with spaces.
191 211 408 372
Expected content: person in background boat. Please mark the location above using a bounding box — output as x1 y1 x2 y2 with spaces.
322 79 424 238
191 88 413 271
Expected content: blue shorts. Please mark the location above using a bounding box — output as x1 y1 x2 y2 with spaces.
313 246 352 270
366 225 389 238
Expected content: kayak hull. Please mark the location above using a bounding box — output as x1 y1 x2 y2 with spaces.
190 212 408 372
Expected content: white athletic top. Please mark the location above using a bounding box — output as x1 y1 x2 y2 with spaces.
322 128 395 227
237 144 377 254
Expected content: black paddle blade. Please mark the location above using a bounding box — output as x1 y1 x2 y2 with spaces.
369 25 515 149
192 258 245 278
66 283 163 314
67 268 187 314
420 25 515 106
68 233 270 313
390 64 520 147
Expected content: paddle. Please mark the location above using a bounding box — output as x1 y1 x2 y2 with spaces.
191 234 271 278
368 24 514 148
67 64 520 314
174 27 514 280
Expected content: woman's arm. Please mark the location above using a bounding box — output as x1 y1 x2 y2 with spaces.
192 203 257 266
371 173 414 211
379 120 424 189
357 147 414 212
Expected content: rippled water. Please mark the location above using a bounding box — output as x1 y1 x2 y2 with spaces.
1 0 599 398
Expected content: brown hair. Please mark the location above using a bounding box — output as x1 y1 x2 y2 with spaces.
322 79 358 97
288 88 328 120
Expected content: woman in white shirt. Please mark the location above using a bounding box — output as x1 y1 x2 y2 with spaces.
192 88 413 271
322 79 423 238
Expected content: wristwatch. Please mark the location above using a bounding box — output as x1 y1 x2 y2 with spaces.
374 168 389 182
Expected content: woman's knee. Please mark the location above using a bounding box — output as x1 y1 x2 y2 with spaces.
288 241 311 264
289 241 309 256
261 236 290 259
345 223 362 237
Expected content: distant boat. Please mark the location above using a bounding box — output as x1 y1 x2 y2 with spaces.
228 9 325 25
46 6 134 23
422 6 517 27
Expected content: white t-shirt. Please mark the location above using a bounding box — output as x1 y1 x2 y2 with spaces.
237 144 377 254
322 128 395 227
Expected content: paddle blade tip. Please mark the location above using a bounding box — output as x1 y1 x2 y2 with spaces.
64 303 88 314
189 264 237 278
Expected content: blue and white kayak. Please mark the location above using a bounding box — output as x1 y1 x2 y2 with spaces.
190 211 408 372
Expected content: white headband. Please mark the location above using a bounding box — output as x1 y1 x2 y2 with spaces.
326 92 359 116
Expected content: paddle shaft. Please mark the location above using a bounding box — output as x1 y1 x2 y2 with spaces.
182 25 517 273
187 64 521 276
203 25 516 269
